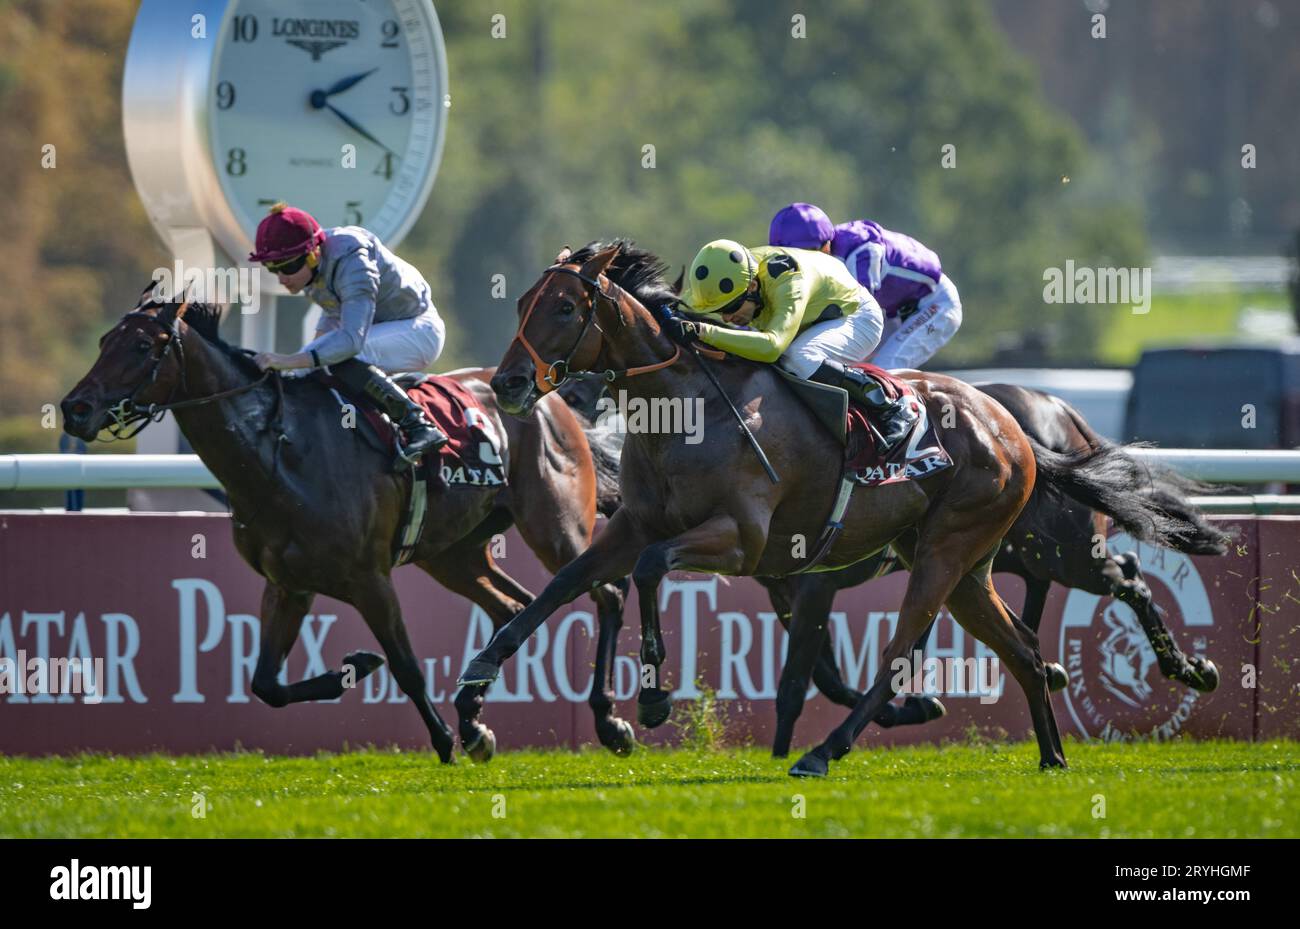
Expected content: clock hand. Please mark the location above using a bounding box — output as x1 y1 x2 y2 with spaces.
324 103 394 155
313 68 379 104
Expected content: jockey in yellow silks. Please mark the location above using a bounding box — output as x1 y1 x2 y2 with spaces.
671 239 918 448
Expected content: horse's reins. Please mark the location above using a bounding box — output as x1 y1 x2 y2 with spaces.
511 260 780 484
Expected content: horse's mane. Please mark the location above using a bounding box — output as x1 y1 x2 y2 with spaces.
136 286 263 379
568 240 680 312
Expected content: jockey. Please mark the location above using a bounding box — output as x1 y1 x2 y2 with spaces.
672 238 918 449
247 202 448 459
769 202 962 370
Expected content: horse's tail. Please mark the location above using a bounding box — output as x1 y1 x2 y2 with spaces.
1028 439 1232 556
557 381 625 517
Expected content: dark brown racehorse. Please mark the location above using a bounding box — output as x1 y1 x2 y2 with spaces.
460 242 1199 776
757 382 1230 756
61 289 634 763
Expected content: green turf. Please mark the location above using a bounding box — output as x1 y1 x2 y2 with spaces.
0 740 1295 838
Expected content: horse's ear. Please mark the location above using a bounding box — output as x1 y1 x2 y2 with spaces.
579 243 621 280
554 245 573 264
156 299 191 328
673 265 685 294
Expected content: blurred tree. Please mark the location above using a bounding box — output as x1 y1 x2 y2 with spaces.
0 0 1153 460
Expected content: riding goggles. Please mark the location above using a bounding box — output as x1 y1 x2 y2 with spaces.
263 253 309 275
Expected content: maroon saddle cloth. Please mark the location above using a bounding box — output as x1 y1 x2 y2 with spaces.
843 362 952 487
318 372 507 487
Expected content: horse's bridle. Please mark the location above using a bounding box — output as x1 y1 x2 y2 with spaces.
99 303 272 440
510 262 683 394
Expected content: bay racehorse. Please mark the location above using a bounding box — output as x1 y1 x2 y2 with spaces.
459 242 1207 777
756 382 1229 756
61 289 634 763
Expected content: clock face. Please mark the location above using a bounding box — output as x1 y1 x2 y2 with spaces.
209 0 446 252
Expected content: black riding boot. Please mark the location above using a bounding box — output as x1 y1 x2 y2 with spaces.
333 360 448 460
808 361 918 450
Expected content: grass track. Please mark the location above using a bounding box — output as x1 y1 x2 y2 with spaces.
1 740 1296 838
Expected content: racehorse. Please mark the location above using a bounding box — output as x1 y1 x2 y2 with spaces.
459 241 1202 776
756 382 1229 756
60 289 634 763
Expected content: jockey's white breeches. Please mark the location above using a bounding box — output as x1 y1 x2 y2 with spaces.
869 274 962 370
776 290 885 379
303 305 445 374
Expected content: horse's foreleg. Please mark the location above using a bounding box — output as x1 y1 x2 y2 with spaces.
421 546 534 762
251 583 382 706
1105 551 1219 692
457 507 648 687
585 579 634 754
352 576 456 763
772 575 837 757
630 514 749 730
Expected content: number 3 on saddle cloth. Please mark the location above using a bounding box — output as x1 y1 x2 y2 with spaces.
317 371 509 566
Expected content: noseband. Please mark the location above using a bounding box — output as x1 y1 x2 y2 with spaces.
510 263 682 394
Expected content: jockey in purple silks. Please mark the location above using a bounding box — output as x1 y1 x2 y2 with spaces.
769 203 962 370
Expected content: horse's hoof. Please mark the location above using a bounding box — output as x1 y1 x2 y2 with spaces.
342 651 385 682
598 717 636 756
637 688 672 729
457 658 500 688
789 752 829 778
1045 662 1069 692
1190 657 1220 692
463 725 496 763
1040 755 1067 770
904 694 946 722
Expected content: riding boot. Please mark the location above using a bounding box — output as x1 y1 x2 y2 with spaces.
333 359 449 460
808 360 918 450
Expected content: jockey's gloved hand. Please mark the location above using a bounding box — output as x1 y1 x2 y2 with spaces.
662 312 702 346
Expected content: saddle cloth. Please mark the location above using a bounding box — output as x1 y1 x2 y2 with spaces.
776 363 951 487
844 362 952 486
318 371 508 488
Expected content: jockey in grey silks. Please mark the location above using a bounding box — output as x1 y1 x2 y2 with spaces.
248 202 448 460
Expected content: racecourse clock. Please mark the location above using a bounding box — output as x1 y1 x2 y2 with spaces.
123 0 448 267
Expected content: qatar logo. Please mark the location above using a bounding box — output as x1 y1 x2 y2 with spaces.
1059 533 1213 741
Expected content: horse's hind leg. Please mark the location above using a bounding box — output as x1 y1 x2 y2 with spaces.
1105 551 1219 692
941 569 1066 769
251 582 384 708
351 575 456 763
419 544 534 762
